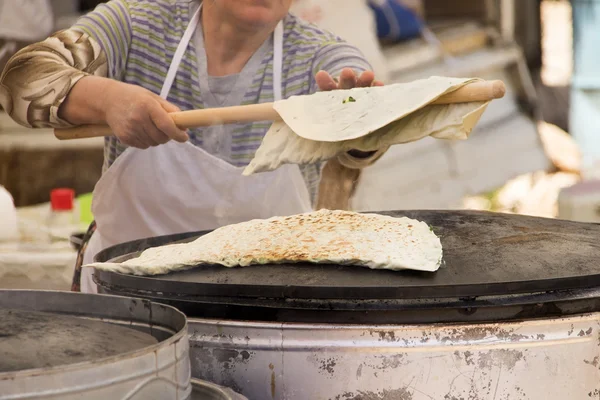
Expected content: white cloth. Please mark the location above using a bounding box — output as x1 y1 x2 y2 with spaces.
81 7 312 293
0 0 54 41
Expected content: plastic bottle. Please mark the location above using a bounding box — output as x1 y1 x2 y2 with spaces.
0 185 18 242
47 188 77 242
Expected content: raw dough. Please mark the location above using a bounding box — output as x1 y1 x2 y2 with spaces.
85 210 443 275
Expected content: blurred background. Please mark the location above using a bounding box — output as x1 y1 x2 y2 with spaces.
0 0 594 289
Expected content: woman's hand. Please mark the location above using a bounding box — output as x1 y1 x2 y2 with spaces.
59 77 189 148
315 68 383 91
103 81 189 149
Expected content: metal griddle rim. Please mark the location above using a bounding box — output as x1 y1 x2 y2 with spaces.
95 265 600 300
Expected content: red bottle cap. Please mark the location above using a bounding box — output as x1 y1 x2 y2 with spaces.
50 188 75 211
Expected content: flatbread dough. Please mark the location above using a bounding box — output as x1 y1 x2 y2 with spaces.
243 76 488 175
85 210 443 275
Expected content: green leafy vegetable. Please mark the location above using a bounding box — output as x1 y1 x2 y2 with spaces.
342 96 356 104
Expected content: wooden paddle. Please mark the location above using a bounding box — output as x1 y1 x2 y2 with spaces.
54 80 506 140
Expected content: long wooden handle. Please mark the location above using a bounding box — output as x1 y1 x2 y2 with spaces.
54 80 505 140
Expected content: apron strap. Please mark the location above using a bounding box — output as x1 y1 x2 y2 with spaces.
273 21 284 102
161 5 284 101
161 6 201 99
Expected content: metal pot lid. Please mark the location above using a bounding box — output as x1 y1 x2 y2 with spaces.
0 308 157 373
95 210 600 301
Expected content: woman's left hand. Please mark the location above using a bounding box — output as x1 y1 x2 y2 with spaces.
315 68 383 91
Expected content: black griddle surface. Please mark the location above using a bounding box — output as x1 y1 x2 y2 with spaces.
95 210 600 300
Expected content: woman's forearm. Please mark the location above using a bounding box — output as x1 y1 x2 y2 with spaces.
0 29 108 129
58 76 118 126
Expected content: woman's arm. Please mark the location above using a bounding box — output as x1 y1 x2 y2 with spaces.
0 29 107 129
0 0 187 147
0 37 187 147
0 0 131 129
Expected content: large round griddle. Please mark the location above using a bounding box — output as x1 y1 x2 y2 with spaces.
94 210 600 324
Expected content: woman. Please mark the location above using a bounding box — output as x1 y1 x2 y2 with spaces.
0 0 385 293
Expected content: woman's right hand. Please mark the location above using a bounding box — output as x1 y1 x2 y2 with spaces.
103 81 189 149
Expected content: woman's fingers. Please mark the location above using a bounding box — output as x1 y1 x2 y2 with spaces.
338 68 357 89
156 99 180 114
356 71 375 87
315 70 337 91
316 69 382 91
144 119 170 146
150 101 189 143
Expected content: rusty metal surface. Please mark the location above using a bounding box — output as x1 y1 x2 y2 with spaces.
95 210 600 300
186 314 600 400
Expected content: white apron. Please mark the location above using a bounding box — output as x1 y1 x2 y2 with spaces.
80 8 312 293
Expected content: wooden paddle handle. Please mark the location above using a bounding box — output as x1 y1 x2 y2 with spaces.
54 80 505 140
54 103 279 140
431 79 505 104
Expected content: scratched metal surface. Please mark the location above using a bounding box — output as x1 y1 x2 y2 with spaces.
186 313 600 400
95 210 600 299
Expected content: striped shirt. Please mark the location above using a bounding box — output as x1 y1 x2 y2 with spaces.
71 0 372 202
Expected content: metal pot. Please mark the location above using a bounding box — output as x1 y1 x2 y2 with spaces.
0 290 191 400
188 313 600 399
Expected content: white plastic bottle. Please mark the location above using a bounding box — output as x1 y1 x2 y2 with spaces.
0 185 18 242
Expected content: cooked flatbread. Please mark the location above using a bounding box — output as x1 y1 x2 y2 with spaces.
244 101 487 174
274 76 480 142
85 210 443 276
243 76 488 175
